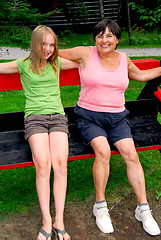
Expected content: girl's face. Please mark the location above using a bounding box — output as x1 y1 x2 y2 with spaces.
95 27 119 55
41 33 55 59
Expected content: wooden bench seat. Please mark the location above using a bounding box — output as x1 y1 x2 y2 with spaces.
0 58 161 170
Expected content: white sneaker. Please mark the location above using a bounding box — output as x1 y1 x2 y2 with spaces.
135 205 161 236
93 203 114 234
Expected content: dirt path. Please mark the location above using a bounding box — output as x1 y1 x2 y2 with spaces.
0 193 160 240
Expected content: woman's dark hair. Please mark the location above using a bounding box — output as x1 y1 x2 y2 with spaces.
93 19 121 41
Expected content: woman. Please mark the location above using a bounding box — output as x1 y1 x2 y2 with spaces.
0 25 78 240
58 19 161 236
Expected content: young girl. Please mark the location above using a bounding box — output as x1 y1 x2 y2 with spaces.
0 25 78 240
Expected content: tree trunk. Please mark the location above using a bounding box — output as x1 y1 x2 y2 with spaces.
126 0 132 43
99 0 104 19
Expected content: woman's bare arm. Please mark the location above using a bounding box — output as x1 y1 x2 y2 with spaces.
128 56 161 82
59 46 91 68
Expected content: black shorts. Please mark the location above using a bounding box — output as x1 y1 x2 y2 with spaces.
74 105 132 146
24 114 69 140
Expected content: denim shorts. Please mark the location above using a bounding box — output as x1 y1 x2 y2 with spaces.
24 114 69 140
74 105 132 145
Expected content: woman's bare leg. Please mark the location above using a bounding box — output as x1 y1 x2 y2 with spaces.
90 136 111 201
114 138 147 203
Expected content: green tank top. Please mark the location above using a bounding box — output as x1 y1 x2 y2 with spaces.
16 57 65 118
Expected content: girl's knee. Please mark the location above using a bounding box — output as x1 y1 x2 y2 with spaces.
35 158 51 176
52 158 67 173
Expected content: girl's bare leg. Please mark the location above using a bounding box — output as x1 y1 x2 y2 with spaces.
29 133 52 240
50 131 70 240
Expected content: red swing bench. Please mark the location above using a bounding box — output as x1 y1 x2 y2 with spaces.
0 58 161 170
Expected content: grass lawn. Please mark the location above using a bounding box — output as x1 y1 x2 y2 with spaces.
58 30 161 49
1 28 161 49
0 150 161 215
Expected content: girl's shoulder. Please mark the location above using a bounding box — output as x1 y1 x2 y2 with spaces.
16 58 31 73
16 58 30 66
58 56 61 67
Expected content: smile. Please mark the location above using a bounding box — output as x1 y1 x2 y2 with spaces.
101 44 110 48
44 52 51 57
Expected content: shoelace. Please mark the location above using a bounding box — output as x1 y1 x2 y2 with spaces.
97 208 110 218
140 209 153 221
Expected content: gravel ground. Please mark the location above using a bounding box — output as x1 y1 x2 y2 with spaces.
0 192 160 240
1 46 161 60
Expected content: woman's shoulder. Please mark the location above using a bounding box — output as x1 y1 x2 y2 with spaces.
116 51 128 64
74 46 91 55
117 51 127 57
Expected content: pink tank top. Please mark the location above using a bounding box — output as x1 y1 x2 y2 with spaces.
77 46 129 113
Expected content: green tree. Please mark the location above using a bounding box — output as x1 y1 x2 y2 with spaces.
0 0 54 26
0 0 55 48
129 0 161 30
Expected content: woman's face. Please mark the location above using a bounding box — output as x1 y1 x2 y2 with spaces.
41 33 55 59
95 27 119 55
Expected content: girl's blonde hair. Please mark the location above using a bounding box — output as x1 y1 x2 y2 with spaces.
25 25 59 74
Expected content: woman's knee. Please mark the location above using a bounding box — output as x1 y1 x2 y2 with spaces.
95 146 111 164
123 148 139 164
90 137 111 164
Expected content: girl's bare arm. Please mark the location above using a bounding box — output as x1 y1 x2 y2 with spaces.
0 61 19 74
61 58 79 70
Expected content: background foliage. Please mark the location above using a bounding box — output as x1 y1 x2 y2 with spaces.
0 0 161 48
0 0 54 48
129 0 161 31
